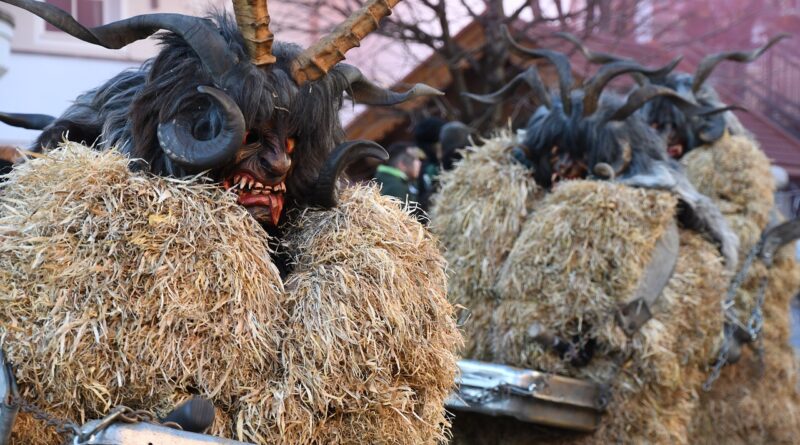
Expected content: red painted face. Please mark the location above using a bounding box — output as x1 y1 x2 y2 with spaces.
220 120 296 226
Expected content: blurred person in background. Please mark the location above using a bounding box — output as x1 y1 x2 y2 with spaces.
414 117 446 211
375 141 425 203
439 121 472 171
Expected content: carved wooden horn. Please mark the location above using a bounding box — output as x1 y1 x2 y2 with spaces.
232 0 276 66
291 0 399 85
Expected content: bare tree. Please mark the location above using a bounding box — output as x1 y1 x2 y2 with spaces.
273 0 650 130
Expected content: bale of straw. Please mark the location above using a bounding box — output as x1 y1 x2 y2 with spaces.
1 143 286 444
493 181 678 374
688 240 800 445
452 181 727 445
274 185 461 444
0 144 460 444
429 132 542 359
681 132 800 444
682 133 774 245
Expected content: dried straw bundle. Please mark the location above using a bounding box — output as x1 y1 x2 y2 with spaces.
681 133 800 444
493 181 677 375
689 246 800 445
0 144 459 444
1 144 286 443
273 185 461 444
682 133 775 250
479 181 726 445
429 132 542 359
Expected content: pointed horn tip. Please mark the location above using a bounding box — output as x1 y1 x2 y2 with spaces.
412 83 444 97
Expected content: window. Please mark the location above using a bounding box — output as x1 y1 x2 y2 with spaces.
45 0 104 30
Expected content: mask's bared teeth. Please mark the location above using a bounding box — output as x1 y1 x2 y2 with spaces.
254 182 264 190
233 175 241 185
247 178 254 189
238 176 248 189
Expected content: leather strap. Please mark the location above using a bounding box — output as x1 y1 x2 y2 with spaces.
616 220 680 336
758 217 800 267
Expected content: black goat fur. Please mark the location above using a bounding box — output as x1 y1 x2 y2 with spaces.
516 91 739 269
641 72 749 155
31 12 350 210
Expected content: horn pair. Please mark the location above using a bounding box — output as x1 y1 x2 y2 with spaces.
233 0 402 86
465 27 680 119
461 27 570 112
552 32 717 121
548 31 682 116
3 0 420 172
558 31 789 98
604 84 736 123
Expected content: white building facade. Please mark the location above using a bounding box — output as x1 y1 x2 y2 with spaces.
0 0 228 147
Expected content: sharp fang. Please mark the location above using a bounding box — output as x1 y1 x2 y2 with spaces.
234 175 241 184
239 177 248 189
247 178 254 189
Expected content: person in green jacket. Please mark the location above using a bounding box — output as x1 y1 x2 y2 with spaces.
375 142 424 203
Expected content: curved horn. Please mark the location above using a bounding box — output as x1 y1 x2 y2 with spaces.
607 84 700 122
695 105 748 144
291 0 399 85
1 0 238 81
0 112 55 130
503 26 574 115
232 0 276 66
554 32 630 64
156 86 245 171
583 57 682 116
692 34 789 93
336 64 443 105
696 104 747 117
310 140 389 208
462 67 552 109
554 31 648 85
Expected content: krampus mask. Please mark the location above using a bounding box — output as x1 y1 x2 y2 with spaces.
555 31 788 158
463 28 739 269
0 0 441 226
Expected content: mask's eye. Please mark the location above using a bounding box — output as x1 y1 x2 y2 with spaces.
244 130 259 145
286 137 296 154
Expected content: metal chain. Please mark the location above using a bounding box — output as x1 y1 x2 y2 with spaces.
8 393 162 444
703 240 771 391
703 323 733 391
746 275 769 340
8 393 81 437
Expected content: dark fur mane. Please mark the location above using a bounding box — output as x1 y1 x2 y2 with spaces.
641 72 749 153
34 12 351 209
520 91 668 188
